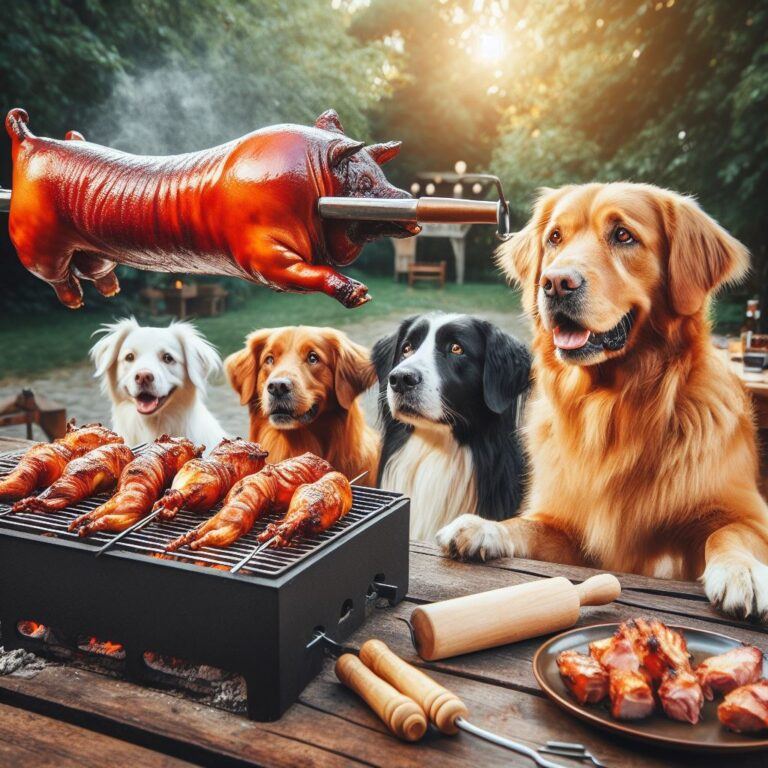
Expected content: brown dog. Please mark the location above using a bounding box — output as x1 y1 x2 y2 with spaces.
437 183 768 621
225 326 379 484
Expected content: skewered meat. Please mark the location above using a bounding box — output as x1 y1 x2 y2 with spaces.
153 438 268 521
556 650 609 705
608 669 656 720
69 436 201 536
696 645 764 700
166 453 332 551
658 668 704 724
718 680 768 733
6 107 415 310
12 443 134 513
258 471 353 548
0 422 122 502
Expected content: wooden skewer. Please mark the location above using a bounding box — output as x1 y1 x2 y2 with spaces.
230 470 368 574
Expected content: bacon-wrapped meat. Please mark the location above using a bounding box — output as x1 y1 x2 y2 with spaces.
257 471 353 548
658 668 704 724
556 650 609 705
718 680 768 733
696 645 764 701
166 453 332 551
0 421 121 502
12 443 134 513
608 669 656 720
70 436 201 536
153 438 268 521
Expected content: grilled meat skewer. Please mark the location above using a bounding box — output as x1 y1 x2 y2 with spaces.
696 645 764 700
718 680 768 733
257 471 353 548
153 438 268 521
70 436 201 536
0 422 121 501
166 453 332 551
13 443 134 513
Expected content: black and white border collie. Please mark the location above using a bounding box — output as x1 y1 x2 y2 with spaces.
372 313 531 540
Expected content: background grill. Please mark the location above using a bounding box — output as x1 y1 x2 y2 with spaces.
0 448 410 720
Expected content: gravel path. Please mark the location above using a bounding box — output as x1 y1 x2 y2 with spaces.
0 309 531 443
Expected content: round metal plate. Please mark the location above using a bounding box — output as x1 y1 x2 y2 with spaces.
533 623 768 753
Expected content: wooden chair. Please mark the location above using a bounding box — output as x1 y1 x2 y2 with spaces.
408 261 447 288
0 389 68 441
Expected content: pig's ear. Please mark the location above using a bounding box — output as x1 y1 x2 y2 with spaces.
315 109 345 134
366 141 401 165
329 138 365 167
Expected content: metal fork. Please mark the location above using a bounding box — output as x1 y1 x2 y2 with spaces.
539 741 607 768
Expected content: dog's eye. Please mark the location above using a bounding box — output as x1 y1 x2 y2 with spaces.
265 355 274 366
548 229 562 245
402 342 413 357
450 343 464 355
162 353 174 364
125 352 135 362
614 226 636 245
307 351 319 364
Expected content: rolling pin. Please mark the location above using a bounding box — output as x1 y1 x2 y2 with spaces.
335 653 427 742
411 574 621 660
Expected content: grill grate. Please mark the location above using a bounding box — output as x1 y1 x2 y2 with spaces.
0 447 400 578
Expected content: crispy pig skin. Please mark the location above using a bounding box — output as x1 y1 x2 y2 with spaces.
718 680 768 733
696 645 764 701
556 650 609 705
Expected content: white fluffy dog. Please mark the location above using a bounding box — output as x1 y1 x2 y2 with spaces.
90 318 226 453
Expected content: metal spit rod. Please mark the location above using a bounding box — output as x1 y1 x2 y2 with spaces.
0 188 10 213
318 196 499 225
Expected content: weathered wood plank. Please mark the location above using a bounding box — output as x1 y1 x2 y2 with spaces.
0 700 192 767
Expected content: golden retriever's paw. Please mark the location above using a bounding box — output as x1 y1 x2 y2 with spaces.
703 559 768 622
436 514 514 561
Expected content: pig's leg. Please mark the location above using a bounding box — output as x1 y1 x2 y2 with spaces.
236 237 370 308
72 252 121 297
15 245 84 309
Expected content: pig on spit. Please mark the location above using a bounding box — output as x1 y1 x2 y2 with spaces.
5 108 418 309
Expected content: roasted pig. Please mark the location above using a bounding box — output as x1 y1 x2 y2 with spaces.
718 680 768 733
257 471 353 548
658 668 704 724
70 436 201 536
0 421 121 502
153 438 268 521
166 453 332 551
696 645 764 700
556 650 609 705
12 443 134 513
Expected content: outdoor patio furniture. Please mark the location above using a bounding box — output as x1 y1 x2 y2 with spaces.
1 433 759 768
162 282 198 320
0 389 67 441
138 287 164 316
408 261 446 288
189 283 229 316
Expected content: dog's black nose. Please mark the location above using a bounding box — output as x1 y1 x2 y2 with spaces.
389 368 422 393
267 378 293 397
540 268 584 298
134 369 154 386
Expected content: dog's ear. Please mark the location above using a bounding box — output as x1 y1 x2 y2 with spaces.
371 316 417 383
482 324 532 415
90 317 139 379
225 330 271 407
171 321 222 392
495 187 562 287
324 329 376 410
659 192 749 316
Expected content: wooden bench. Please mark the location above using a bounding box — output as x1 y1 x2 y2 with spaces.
0 390 67 440
407 261 446 288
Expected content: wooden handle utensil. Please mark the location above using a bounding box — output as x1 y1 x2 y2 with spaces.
360 639 467 734
335 653 428 742
410 574 621 661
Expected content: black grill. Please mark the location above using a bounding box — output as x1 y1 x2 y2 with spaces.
0 448 410 720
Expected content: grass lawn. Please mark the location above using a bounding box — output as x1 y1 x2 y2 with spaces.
0 272 521 379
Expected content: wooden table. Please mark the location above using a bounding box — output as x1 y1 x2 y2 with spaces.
1 438 767 767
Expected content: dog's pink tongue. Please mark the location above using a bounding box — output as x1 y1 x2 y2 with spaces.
553 326 590 350
136 397 159 414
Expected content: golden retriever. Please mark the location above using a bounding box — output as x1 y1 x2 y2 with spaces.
437 183 768 621
225 326 379 484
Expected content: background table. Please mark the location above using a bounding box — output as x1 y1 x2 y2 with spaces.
0 437 766 766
